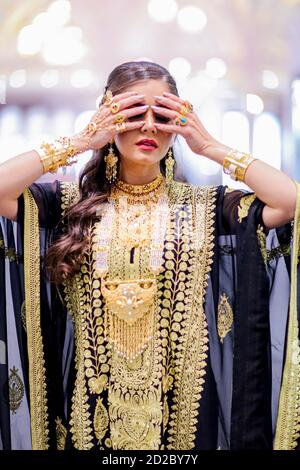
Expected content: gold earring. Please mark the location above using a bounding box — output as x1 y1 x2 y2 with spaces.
165 148 174 186
104 141 118 182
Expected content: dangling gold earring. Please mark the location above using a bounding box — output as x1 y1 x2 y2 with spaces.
165 148 174 186
104 141 118 183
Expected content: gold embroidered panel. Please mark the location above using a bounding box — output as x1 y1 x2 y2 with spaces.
217 293 233 343
62 181 217 450
23 188 49 450
9 366 24 414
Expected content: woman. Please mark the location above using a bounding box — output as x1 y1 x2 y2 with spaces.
0 60 299 450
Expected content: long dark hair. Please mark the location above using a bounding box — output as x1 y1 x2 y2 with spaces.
45 61 179 284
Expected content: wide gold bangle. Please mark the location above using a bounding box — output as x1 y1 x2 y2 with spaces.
223 149 257 182
35 137 78 174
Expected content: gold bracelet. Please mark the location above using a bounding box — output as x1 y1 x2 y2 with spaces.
35 137 78 174
223 149 257 182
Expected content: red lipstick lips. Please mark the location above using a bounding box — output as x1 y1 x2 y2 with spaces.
136 139 158 150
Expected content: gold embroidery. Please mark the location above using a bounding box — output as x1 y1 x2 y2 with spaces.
94 397 109 444
274 181 300 450
61 181 216 450
0 238 18 262
21 300 26 332
217 293 233 343
109 387 162 450
166 184 216 450
60 182 80 219
64 272 94 450
268 244 290 262
55 417 67 450
23 188 49 449
9 366 24 413
237 194 256 223
257 224 267 265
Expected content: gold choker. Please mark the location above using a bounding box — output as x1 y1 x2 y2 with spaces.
113 174 164 196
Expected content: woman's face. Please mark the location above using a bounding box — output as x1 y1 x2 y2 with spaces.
114 79 176 169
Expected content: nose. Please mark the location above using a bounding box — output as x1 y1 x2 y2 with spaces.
141 107 157 134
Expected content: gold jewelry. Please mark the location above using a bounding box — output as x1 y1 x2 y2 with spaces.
113 113 126 124
115 122 126 132
165 148 175 186
103 89 114 106
184 100 193 112
113 173 164 196
110 101 120 114
85 121 97 136
35 137 78 174
104 142 118 182
180 105 189 116
175 115 187 126
94 174 171 361
111 175 166 249
223 149 257 182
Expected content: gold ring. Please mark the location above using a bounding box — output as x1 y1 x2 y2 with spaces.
115 122 126 132
104 90 114 106
110 101 120 114
184 100 193 112
85 121 97 135
179 105 188 116
175 116 188 126
113 113 126 124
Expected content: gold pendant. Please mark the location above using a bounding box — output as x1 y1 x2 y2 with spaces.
101 278 157 361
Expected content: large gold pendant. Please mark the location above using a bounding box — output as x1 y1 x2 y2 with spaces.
101 278 157 362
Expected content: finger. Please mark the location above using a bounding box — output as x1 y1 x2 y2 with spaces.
154 95 182 112
105 105 148 128
162 91 184 103
124 104 149 118
151 105 178 120
117 94 147 111
154 122 183 133
109 90 139 102
110 120 146 133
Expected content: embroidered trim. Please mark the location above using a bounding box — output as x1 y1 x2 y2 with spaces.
237 194 256 223
257 224 267 265
274 181 300 449
217 293 233 343
55 417 67 450
60 182 80 220
60 181 216 450
23 188 49 449
166 183 216 450
21 300 26 332
268 244 290 262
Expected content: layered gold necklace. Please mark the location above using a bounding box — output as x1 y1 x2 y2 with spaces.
94 173 171 362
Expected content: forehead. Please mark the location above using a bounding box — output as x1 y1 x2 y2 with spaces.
124 79 171 98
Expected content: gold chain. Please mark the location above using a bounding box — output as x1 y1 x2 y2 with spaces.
95 174 172 362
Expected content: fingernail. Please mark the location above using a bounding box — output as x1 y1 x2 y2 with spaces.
163 92 170 96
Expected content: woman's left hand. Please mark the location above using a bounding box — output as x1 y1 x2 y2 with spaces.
152 91 220 157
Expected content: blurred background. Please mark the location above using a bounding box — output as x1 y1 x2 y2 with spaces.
1 0 300 188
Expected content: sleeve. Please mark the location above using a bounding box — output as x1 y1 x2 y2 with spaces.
17 180 62 229
221 186 268 236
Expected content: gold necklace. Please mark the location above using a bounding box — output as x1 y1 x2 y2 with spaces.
94 174 172 362
113 173 164 196
110 175 167 249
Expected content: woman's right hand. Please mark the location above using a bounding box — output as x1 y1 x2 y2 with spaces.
72 91 148 152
